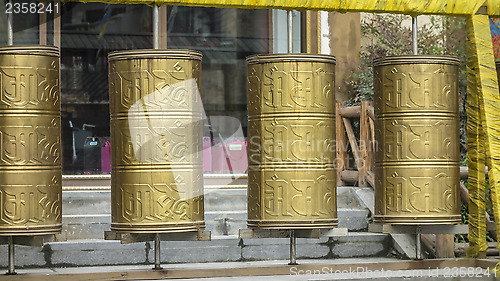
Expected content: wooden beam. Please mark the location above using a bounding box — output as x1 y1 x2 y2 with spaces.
365 171 375 188
336 103 348 186
0 259 482 281
342 117 362 171
340 170 358 182
358 102 368 187
338 105 361 118
366 105 375 120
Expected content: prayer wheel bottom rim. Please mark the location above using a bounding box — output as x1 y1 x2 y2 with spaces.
248 219 338 229
374 216 461 225
111 221 205 233
0 224 62 236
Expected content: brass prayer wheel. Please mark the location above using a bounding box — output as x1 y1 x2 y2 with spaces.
374 56 461 225
108 50 204 233
0 46 62 236
247 54 337 229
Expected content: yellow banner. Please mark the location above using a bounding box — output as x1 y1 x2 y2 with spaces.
61 0 499 17
487 0 500 17
466 14 500 261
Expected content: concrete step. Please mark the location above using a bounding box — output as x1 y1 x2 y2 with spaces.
0 233 391 268
61 215 110 240
61 208 370 239
60 186 371 239
62 191 111 215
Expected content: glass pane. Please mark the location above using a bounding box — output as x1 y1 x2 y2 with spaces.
58 4 270 174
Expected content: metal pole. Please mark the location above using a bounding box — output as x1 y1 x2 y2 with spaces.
153 3 160 49
412 16 418 55
7 236 16 275
153 233 162 270
287 10 293 53
416 226 422 260
288 230 297 265
7 0 13 46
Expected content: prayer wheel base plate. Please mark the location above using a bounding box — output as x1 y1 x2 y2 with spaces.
373 216 461 225
368 223 468 234
0 235 55 246
239 228 348 239
110 222 206 234
247 219 338 230
104 230 211 244
0 225 62 237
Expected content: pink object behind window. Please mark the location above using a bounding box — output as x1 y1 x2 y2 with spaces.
203 137 212 172
212 138 247 173
101 140 111 173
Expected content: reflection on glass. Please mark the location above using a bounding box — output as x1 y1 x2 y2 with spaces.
38 3 271 175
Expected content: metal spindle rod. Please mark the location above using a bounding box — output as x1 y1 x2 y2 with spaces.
7 236 16 275
7 0 13 46
288 230 297 265
412 16 418 55
153 233 162 270
416 226 422 260
287 10 293 53
153 3 160 49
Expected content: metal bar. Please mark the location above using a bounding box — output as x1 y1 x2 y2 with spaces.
54 1 61 48
288 230 297 265
416 226 422 260
39 10 47 45
153 233 162 270
7 0 13 46
7 236 16 275
412 17 418 55
159 5 167 48
287 10 293 53
153 3 160 49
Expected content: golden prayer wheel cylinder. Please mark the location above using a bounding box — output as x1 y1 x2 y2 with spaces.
373 56 461 225
0 46 62 236
108 50 204 233
246 54 337 229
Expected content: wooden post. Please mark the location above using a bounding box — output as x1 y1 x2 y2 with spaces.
435 234 455 258
359 101 368 187
336 103 347 186
366 102 375 184
343 117 362 173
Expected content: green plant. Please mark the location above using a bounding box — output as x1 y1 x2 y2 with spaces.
346 14 468 158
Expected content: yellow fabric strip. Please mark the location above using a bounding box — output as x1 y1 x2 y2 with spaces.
466 15 500 263
487 0 500 17
466 16 488 257
61 0 490 16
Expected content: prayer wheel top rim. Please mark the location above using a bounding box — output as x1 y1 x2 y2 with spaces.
247 53 336 64
373 55 460 67
0 45 59 56
108 49 202 61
